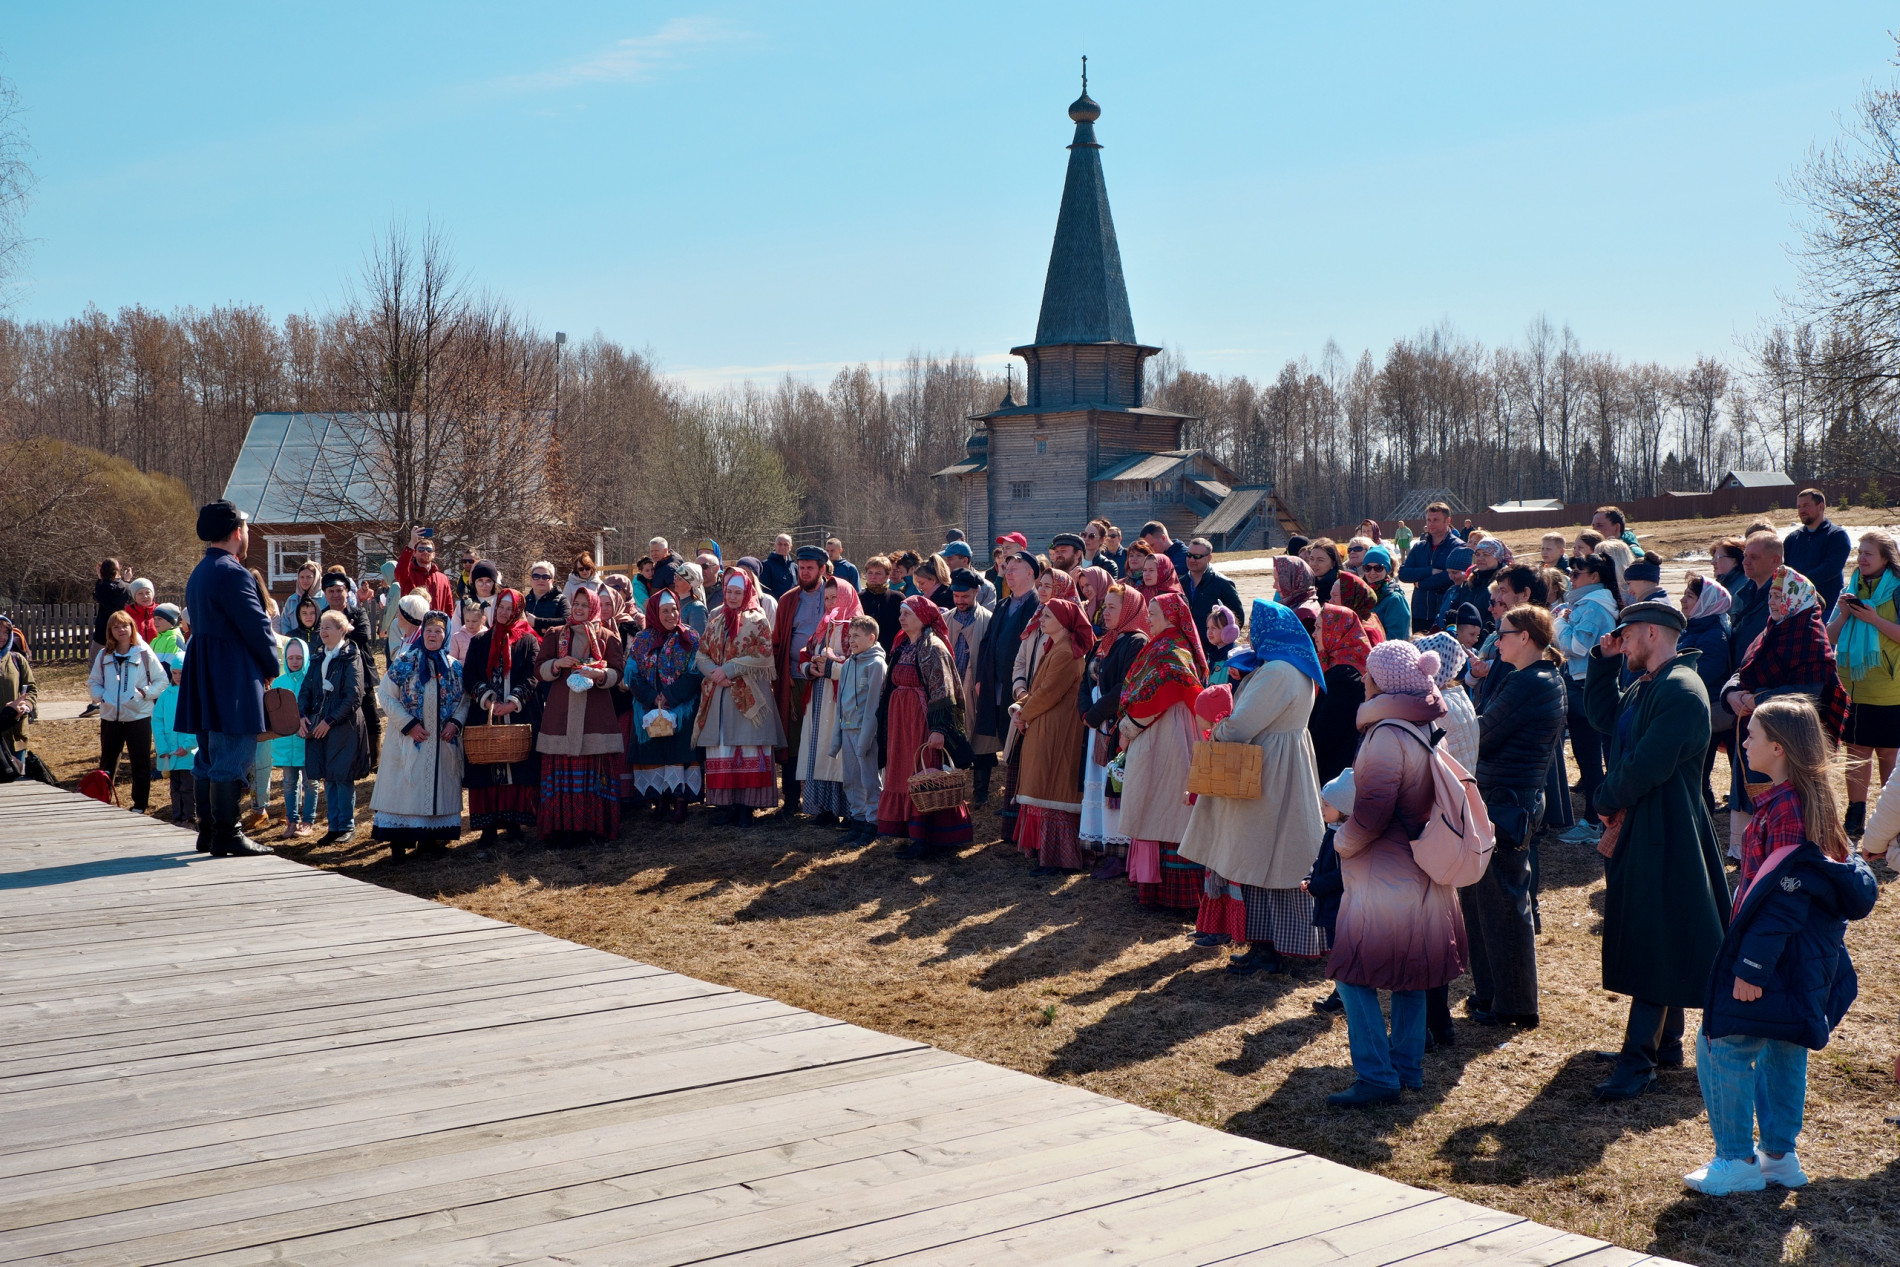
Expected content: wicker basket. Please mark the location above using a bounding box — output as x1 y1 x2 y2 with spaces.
908 749 972 813
464 723 533 766
1187 740 1262 799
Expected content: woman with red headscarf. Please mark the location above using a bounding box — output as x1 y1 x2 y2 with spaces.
1135 552 1184 602
1331 570 1387 644
1012 598 1094 873
1011 567 1078 701
625 589 704 823
692 568 785 826
533 586 626 844
796 576 863 822
874 595 974 859
1079 582 1150 873
462 588 541 843
1117 592 1209 910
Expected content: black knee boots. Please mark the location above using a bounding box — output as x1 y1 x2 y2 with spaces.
207 781 272 857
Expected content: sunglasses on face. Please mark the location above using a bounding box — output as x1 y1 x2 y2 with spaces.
1363 564 1386 574
531 572 553 581
1187 551 1211 561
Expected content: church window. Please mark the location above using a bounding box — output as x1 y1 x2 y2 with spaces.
1011 481 1034 500
1035 437 1047 454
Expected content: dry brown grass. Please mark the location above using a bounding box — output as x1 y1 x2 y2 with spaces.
24 544 1900 1264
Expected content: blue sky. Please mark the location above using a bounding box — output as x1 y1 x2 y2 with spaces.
6 3 1894 387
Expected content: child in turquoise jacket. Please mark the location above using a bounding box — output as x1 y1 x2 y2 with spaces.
271 639 317 834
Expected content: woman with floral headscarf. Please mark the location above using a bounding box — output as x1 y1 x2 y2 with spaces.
1078 582 1149 872
1308 603 1372 784
1331 570 1387 645
1118 592 1208 910
626 589 704 823
1182 599 1327 972
534 586 627 843
874 595 974 859
1723 566 1850 825
372 610 469 859
1274 555 1321 631
797 576 864 820
693 569 785 826
463 589 541 842
1012 598 1093 873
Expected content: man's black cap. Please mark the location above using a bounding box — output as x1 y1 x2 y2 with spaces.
1051 532 1086 550
196 500 247 542
795 545 828 562
1611 600 1685 634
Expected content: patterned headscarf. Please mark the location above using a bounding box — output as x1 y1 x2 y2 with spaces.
1234 597 1325 690
719 566 761 637
1097 582 1149 658
1317 604 1373 676
1685 574 1733 621
893 593 950 652
1039 598 1096 660
630 590 698 686
1077 566 1115 625
558 586 606 664
820 577 863 630
1274 555 1317 609
1121 592 1208 718
386 614 464 726
1025 569 1079 640
1331 570 1385 643
1412 631 1467 691
1738 565 1848 739
486 588 532 679
1137 553 1183 600
1767 566 1818 624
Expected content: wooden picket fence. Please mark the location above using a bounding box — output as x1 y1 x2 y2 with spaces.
4 603 94 663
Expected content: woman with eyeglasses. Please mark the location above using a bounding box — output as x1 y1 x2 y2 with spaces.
1358 547 1411 646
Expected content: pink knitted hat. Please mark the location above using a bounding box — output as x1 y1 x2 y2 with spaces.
1365 639 1441 698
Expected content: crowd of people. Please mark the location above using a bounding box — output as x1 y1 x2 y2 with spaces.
0 487 1888 1198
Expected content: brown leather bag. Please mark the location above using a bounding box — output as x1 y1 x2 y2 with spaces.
259 687 301 741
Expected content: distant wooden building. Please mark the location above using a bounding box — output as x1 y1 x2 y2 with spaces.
937 81 1297 551
1715 469 1795 492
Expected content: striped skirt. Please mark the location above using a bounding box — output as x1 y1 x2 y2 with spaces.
538 753 621 837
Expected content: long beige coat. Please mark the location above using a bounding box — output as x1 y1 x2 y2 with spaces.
1179 660 1324 889
1116 700 1197 844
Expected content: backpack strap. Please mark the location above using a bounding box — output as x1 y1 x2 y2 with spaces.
1367 718 1434 840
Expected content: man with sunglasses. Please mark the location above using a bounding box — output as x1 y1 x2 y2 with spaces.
1181 536 1240 657
523 560 569 635
395 526 455 616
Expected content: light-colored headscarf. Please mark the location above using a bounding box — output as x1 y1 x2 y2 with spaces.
1685 574 1732 621
1767 566 1817 624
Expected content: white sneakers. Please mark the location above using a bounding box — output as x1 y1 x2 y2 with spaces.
1757 1148 1809 1188
1682 1151 1806 1195
1682 1157 1764 1195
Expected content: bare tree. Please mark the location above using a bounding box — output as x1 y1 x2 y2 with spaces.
0 66 32 308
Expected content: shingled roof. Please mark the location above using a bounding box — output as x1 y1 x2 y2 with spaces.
1033 81 1137 347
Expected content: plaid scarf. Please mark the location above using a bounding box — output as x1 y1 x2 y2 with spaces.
1737 605 1849 739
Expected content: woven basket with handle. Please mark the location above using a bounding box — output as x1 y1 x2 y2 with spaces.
907 748 971 813
1186 740 1262 799
464 723 533 766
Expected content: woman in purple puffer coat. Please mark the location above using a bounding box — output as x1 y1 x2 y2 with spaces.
1326 639 1469 1108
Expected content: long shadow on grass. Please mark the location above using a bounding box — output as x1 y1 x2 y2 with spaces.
1648 1157 1900 1266
1434 1051 1705 1183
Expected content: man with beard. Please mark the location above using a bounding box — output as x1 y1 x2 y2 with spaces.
945 568 992 712
1049 532 1086 575
969 550 1041 820
771 545 832 817
1583 601 1730 1100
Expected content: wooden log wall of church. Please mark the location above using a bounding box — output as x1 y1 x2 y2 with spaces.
963 474 990 547
989 417 1090 547
1094 412 1181 462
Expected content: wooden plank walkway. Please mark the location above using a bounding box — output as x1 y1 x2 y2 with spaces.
0 780 1683 1266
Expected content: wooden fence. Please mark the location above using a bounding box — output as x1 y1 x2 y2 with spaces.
4 603 94 663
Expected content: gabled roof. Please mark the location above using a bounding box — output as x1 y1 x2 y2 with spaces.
1195 488 1267 538
1487 498 1566 513
223 412 382 523
1718 469 1795 488
1093 449 1200 482
1033 87 1137 347
933 455 987 478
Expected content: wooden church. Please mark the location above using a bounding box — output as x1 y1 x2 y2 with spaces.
937 79 1298 552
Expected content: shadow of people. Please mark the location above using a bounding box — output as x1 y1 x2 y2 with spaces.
1647 1155 1900 1264
1046 956 1318 1077
0 851 195 889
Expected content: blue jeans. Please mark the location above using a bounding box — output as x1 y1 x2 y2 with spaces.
280 767 319 825
192 732 259 783
1565 677 1604 825
324 780 356 833
1338 983 1424 1091
1697 1028 1808 1161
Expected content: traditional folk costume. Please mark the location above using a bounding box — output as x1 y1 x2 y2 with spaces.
1331 571 1388 644
462 589 541 833
372 613 470 856
626 591 704 814
875 596 974 852
797 579 864 816
772 547 833 811
533 588 626 839
694 570 785 815
1118 592 1209 909
1079 585 1148 861
1181 599 1328 957
1724 566 1851 813
1134 553 1184 602
1013 598 1093 870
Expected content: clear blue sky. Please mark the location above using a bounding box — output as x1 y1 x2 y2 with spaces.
6 3 1894 387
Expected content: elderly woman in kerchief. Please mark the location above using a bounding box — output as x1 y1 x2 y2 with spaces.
873 594 974 860
372 609 469 860
533 585 626 845
1181 598 1327 973
797 574 864 822
625 589 704 824
1076 565 1115 633
693 568 784 826
672 562 710 637
1118 592 1209 910
1079 582 1149 876
1012 597 1093 874
463 589 541 843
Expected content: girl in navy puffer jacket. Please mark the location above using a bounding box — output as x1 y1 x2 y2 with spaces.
1685 697 1877 1197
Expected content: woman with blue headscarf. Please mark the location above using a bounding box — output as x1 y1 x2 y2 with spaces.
1180 599 1328 974
371 609 469 860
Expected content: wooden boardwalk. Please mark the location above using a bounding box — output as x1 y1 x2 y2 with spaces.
0 780 1681 1266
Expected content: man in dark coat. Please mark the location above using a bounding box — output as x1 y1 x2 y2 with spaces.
1583 600 1731 1099
1397 502 1464 634
1783 487 1852 619
175 500 280 857
761 534 797 600
1181 537 1241 661
969 551 1040 816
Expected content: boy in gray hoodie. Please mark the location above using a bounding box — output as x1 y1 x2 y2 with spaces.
831 614 887 845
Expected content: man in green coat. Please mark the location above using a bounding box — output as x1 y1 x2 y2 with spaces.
1584 601 1731 1100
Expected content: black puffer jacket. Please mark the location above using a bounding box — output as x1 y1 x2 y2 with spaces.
1476 658 1566 792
